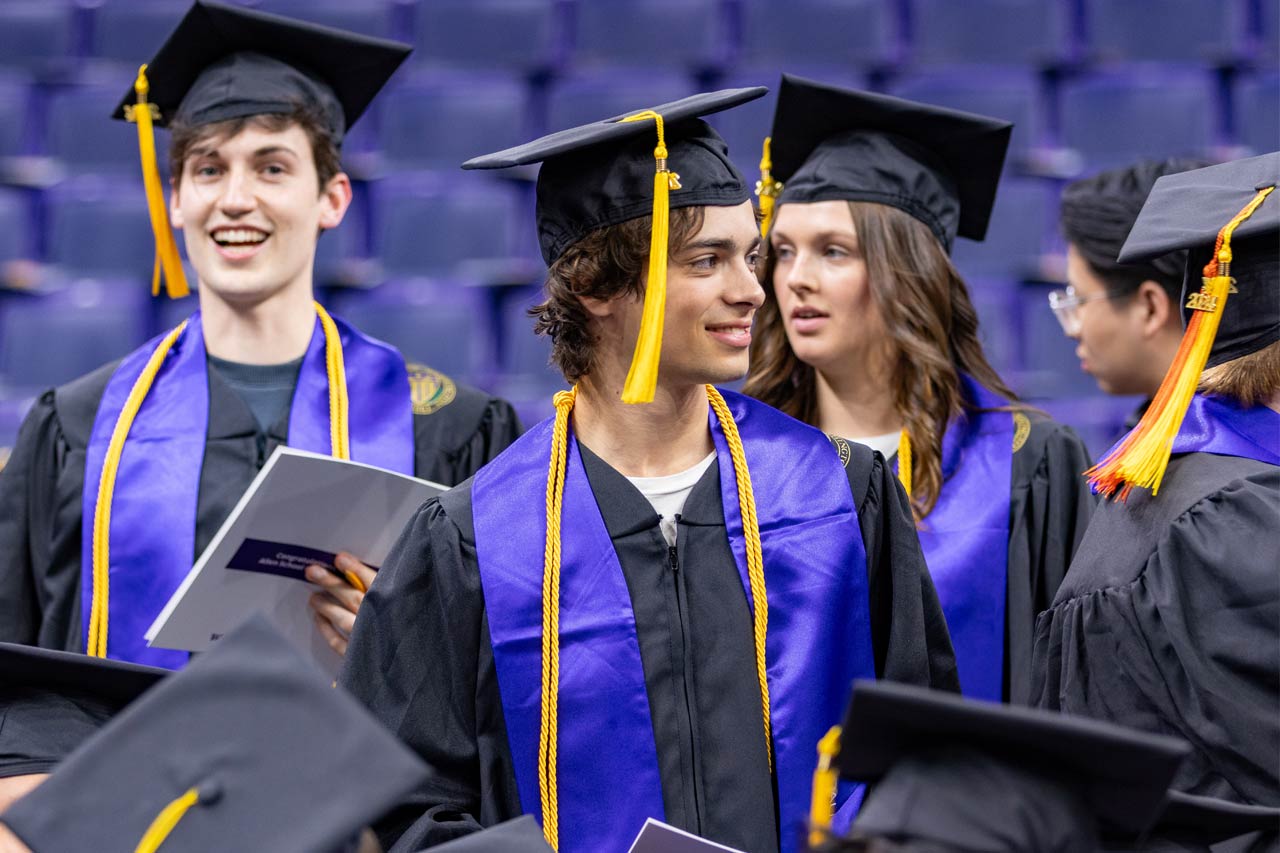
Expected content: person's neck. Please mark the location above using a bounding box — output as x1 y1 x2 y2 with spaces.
1140 327 1185 399
198 282 317 365
572 374 714 478
813 361 901 439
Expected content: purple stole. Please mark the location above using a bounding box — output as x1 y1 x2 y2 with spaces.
472 389 876 853
81 311 415 668
904 377 1013 702
1168 394 1280 464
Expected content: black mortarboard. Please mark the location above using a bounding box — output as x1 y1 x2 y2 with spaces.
463 88 767 403
833 682 1189 851
764 74 1012 251
431 816 554 852
0 616 428 853
107 0 410 300
0 644 167 778
1118 151 1279 368
109 0 411 140
1089 153 1279 501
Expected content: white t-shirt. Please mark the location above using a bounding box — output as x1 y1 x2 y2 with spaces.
626 452 718 547
850 430 901 461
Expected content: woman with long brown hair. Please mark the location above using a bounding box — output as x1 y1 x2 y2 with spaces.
744 77 1094 704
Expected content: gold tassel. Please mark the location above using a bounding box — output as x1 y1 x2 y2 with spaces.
618 110 681 404
808 726 842 850
1087 185 1274 500
134 788 201 853
125 64 189 299
756 136 783 239
896 427 912 497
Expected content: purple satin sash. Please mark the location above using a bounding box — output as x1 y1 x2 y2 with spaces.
1168 394 1280 464
82 311 414 667
472 389 875 853
898 377 1013 701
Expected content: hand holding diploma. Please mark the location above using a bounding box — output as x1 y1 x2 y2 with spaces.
306 553 377 656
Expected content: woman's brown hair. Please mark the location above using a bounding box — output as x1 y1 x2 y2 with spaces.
743 201 1017 519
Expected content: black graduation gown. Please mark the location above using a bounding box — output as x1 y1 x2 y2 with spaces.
1032 451 1280 808
340 439 959 853
1003 415 1096 704
0 358 523 652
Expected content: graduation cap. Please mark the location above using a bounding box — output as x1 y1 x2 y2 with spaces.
0 643 167 779
110 0 411 300
807 681 1189 851
430 816 554 852
0 615 428 853
759 74 1012 251
463 87 767 403
1088 152 1279 500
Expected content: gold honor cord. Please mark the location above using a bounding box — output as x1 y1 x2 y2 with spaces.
618 109 682 405
133 788 201 853
807 725 842 849
87 307 349 657
537 386 772 849
1086 184 1275 500
896 428 912 497
756 136 783 239
125 65 189 299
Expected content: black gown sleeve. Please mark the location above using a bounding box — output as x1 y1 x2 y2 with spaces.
1005 418 1095 705
0 393 60 646
411 384 523 486
339 486 520 852
846 444 960 693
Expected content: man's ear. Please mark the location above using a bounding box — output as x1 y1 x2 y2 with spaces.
1137 280 1177 337
578 293 616 319
169 177 184 230
317 171 353 231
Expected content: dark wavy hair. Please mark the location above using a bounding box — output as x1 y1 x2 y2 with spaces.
531 206 706 384
743 201 1017 520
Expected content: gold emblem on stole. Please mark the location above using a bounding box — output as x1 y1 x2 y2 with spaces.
407 363 457 415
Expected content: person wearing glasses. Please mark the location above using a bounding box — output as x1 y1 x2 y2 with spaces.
1050 159 1208 431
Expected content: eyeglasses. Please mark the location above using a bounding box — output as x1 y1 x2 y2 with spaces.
1047 287 1118 336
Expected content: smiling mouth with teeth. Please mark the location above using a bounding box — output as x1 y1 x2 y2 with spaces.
212 229 269 247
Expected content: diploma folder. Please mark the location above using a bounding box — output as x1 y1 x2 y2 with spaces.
146 447 444 675
627 819 748 853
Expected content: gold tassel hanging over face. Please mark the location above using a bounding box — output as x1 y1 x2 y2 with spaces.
1086 185 1274 500
618 110 682 404
126 64 189 299
756 136 783 240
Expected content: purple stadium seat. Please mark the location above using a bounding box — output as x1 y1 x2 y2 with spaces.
1235 72 1279 156
908 0 1072 66
1014 281 1101 398
1083 0 1249 63
0 2 74 75
1059 69 1215 170
545 69 697 134
45 175 154 279
1040 394 1145 460
372 174 523 279
378 71 530 172
965 277 1022 375
326 279 488 380
738 0 898 70
411 0 562 73
0 188 32 263
570 0 730 72
45 67 146 174
888 69 1042 162
88 1 190 63
708 67 867 183
0 73 31 159
1260 0 1279 61
248 0 398 40
313 196 366 287
951 177 1051 281
0 279 149 392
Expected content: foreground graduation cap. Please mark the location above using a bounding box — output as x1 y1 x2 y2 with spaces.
463 87 767 403
761 74 1013 250
0 644 167 778
829 681 1189 851
430 816 554 852
1089 152 1279 499
108 0 412 299
0 615 428 853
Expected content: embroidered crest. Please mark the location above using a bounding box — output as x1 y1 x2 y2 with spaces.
1012 412 1031 452
827 434 853 466
407 363 457 415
